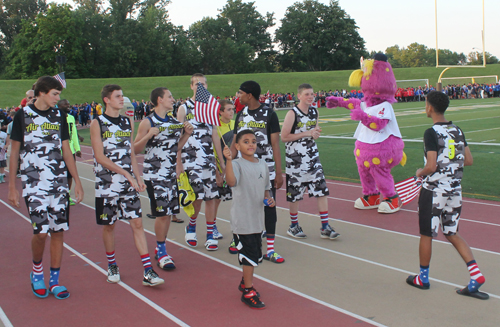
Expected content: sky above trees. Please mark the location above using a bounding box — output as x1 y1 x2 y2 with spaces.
51 0 500 58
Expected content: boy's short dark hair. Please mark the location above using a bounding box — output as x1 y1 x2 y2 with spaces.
298 83 313 94
426 90 449 114
101 84 122 104
239 81 260 100
34 76 63 97
150 87 168 107
218 99 233 112
191 73 206 85
235 129 256 143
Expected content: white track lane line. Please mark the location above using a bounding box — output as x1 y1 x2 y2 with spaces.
0 199 190 327
76 172 500 298
75 167 500 256
0 306 13 327
74 202 387 327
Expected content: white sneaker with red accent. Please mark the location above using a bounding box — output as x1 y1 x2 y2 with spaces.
378 195 402 214
354 194 381 210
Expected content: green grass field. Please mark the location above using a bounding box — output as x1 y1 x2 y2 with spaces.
1 64 499 108
76 97 500 201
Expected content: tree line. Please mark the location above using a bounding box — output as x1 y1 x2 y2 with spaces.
0 0 497 80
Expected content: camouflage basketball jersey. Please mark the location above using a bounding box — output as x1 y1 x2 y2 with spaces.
285 106 323 178
180 100 215 170
235 105 275 180
94 115 136 197
143 114 184 181
20 106 68 197
423 123 466 194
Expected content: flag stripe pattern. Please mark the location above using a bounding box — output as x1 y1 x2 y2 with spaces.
53 72 66 89
395 176 422 205
194 83 220 126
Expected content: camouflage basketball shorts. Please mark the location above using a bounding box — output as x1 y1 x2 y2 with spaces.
25 193 69 234
145 180 180 217
216 183 233 201
286 173 329 202
418 188 462 237
95 194 142 225
185 167 219 201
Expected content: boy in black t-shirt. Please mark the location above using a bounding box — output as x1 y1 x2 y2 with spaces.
231 81 284 264
8 76 84 300
406 91 488 300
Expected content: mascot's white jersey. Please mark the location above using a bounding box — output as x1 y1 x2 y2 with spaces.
353 101 402 144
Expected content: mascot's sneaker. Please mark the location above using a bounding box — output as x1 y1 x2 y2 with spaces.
378 194 402 214
354 194 380 210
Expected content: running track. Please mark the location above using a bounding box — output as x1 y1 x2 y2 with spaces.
0 144 499 326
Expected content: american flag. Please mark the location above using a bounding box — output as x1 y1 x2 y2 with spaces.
194 83 220 126
53 72 66 88
395 176 422 205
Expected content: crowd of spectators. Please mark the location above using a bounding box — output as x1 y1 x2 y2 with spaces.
2 83 500 131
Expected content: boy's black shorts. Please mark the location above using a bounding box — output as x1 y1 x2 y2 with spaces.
234 233 263 267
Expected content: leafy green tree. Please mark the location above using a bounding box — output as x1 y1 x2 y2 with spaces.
0 0 47 47
189 0 275 74
6 4 87 78
467 51 499 65
275 0 367 72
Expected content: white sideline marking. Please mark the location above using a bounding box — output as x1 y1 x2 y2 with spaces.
73 202 387 327
75 166 500 251
0 306 13 327
0 199 190 327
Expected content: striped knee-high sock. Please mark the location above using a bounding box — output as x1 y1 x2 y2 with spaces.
467 260 485 292
319 211 329 229
290 212 298 227
141 254 152 273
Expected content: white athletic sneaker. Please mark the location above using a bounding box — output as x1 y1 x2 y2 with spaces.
107 264 120 283
212 224 223 240
142 269 164 287
287 224 307 238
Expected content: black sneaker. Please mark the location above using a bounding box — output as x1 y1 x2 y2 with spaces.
241 288 265 309
238 278 260 297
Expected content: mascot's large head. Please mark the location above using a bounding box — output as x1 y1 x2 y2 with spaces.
348 53 397 106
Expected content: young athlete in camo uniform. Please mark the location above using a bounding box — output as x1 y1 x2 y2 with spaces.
134 87 193 270
176 73 224 251
8 76 84 300
406 91 488 300
231 81 284 264
91 84 164 287
281 84 340 240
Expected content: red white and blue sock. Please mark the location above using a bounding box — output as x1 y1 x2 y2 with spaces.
419 265 430 284
188 216 197 232
141 254 152 273
156 241 167 259
266 235 275 255
467 260 485 292
206 222 214 240
320 211 329 229
49 267 60 290
106 251 116 266
290 212 298 227
32 260 44 282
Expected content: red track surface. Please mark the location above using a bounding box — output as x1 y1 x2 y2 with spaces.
0 174 374 327
1 145 498 326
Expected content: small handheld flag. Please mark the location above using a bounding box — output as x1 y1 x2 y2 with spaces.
194 83 220 126
53 72 66 88
395 176 422 205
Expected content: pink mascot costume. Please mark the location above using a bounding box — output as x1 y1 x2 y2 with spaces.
327 53 406 214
